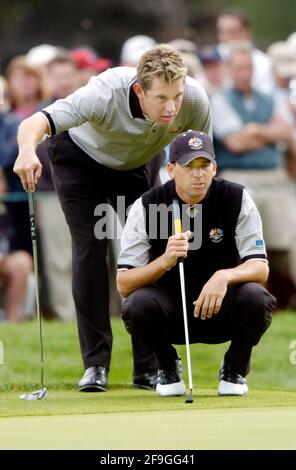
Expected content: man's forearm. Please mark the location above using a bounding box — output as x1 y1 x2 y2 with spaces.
14 112 50 191
18 112 50 152
246 121 293 145
117 256 170 298
223 132 265 153
221 259 269 286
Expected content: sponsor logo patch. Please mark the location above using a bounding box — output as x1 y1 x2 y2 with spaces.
209 227 223 243
188 136 203 150
256 239 264 247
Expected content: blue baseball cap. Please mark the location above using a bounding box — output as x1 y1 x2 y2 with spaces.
169 130 215 166
198 46 221 64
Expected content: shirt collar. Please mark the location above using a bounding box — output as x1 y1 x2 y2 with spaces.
129 81 145 119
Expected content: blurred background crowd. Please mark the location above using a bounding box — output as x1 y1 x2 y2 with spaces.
1 0 296 322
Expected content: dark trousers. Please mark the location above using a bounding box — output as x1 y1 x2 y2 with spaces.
38 131 163 372
122 282 276 377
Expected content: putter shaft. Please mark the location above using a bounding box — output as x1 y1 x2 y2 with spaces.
178 261 194 398
173 199 194 402
28 192 45 390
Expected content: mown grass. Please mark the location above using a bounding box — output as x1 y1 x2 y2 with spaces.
0 312 296 418
1 311 296 391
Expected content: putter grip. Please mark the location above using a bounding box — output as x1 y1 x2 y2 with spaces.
172 199 182 235
173 199 184 265
28 192 37 242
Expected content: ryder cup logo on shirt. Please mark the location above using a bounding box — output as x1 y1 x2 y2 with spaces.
209 228 223 243
188 136 203 150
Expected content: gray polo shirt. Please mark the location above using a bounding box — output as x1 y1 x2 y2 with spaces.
41 66 211 171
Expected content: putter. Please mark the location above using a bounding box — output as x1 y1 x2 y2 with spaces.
20 191 47 401
173 199 193 403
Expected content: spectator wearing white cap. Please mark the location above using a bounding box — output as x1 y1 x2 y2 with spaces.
267 41 296 126
26 44 58 68
26 44 59 98
120 35 156 67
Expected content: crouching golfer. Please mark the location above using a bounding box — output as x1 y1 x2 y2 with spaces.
117 130 276 397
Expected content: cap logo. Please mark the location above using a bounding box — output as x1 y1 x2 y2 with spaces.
188 136 203 150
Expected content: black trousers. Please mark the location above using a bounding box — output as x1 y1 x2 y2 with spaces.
38 131 163 372
122 282 276 377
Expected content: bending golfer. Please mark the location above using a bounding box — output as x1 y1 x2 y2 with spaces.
13 44 211 392
117 130 276 397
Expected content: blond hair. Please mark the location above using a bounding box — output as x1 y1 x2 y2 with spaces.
136 43 187 91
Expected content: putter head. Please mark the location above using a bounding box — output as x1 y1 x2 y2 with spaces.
185 397 193 404
20 387 47 401
185 389 193 404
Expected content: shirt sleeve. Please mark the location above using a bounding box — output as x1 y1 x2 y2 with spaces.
235 189 267 262
210 92 244 139
41 72 112 134
117 197 151 269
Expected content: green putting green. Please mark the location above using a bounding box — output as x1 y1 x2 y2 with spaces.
1 314 296 449
1 404 296 449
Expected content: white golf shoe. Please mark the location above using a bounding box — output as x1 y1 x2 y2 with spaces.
156 358 186 397
218 360 248 396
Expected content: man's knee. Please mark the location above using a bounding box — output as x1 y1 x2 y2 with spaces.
122 288 159 335
237 282 276 333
